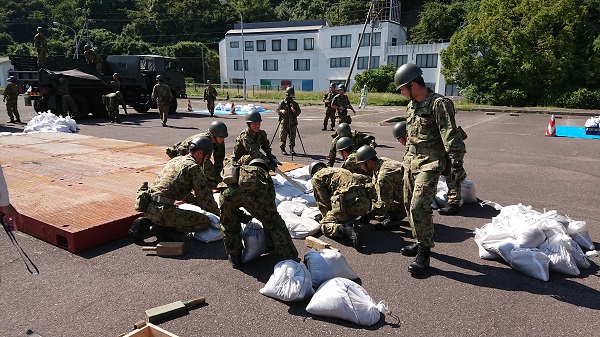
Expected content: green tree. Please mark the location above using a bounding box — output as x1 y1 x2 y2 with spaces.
353 64 398 93
409 1 477 44
441 0 595 106
275 0 370 26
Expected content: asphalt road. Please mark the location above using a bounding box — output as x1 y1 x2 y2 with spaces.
1 98 599 337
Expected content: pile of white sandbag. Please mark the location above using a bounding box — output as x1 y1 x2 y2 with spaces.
584 116 600 128
215 103 266 113
23 112 79 133
474 203 597 281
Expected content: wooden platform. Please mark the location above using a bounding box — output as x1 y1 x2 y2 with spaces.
1 132 302 253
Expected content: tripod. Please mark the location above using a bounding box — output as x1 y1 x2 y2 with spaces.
270 99 306 161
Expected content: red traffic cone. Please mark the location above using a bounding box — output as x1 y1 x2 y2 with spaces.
187 99 193 112
545 114 556 137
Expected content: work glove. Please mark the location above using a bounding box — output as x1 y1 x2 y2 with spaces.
451 159 467 181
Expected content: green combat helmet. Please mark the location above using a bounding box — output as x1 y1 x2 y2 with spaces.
156 75 164 82
245 110 262 123
337 84 346 91
309 161 327 177
337 123 351 137
249 158 269 172
209 121 228 138
355 145 377 163
285 86 295 97
394 63 423 89
189 136 213 156
393 121 407 139
336 137 354 151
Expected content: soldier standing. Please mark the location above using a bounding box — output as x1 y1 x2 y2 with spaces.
232 110 278 166
53 77 78 117
3 76 21 124
151 75 173 127
129 137 219 241
394 63 466 276
309 162 372 250
203 80 218 117
219 159 299 268
109 73 127 115
277 87 301 155
83 45 103 75
166 121 229 188
326 123 376 167
322 83 336 131
358 84 368 109
330 84 355 126
34 27 48 68
102 91 126 123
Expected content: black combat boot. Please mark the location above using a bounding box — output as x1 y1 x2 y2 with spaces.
280 146 288 155
128 217 154 242
438 203 460 215
228 254 242 269
339 222 361 250
408 244 431 275
373 216 401 230
400 242 419 257
149 225 177 242
322 125 327 131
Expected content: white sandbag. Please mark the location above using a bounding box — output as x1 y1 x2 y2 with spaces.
434 176 448 208
282 213 320 239
539 234 580 276
301 207 322 220
277 200 307 216
513 218 546 248
566 239 591 269
178 203 220 228
474 228 502 260
566 220 595 251
293 194 316 207
193 227 223 243
304 248 359 288
477 226 516 263
259 260 315 302
461 179 477 203
306 277 389 326
509 248 550 281
242 220 268 263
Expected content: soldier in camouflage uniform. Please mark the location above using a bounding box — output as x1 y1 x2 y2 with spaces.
355 145 406 230
326 123 376 167
3 76 21 123
232 111 277 166
166 121 228 187
310 162 372 250
34 27 48 68
335 137 371 183
322 83 336 131
151 75 173 127
83 45 103 75
330 84 355 126
203 80 218 117
219 159 298 268
108 73 127 116
102 91 126 123
395 63 466 275
277 87 301 155
53 77 78 117
131 137 219 241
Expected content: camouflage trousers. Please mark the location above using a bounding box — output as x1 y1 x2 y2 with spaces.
37 48 47 67
5 98 19 121
323 107 335 128
102 95 120 122
279 123 297 150
320 193 371 237
403 168 442 248
61 95 78 117
144 201 212 233
335 111 351 125
219 185 298 260
206 99 216 113
157 101 170 123
444 173 462 205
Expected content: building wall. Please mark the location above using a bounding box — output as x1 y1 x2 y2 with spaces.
219 21 451 94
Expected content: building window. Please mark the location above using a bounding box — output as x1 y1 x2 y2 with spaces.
357 56 380 69
294 59 310 71
304 38 314 50
330 57 350 68
263 59 278 71
359 32 381 47
331 34 351 48
416 54 438 68
388 55 408 68
234 60 248 71
272 39 281 51
288 39 297 51
245 41 254 51
230 41 239 48
257 40 266 51
391 38 397 46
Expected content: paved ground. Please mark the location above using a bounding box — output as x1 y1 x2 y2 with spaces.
1 98 599 337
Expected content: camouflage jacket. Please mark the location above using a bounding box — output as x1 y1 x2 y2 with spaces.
371 157 403 217
204 86 218 101
312 167 368 216
167 132 226 176
341 153 371 183
277 99 301 125
404 90 466 173
54 81 71 96
109 79 121 91
327 130 376 167
232 128 271 163
152 83 173 103
84 49 102 64
3 83 18 100
323 90 336 107
34 34 47 51
331 93 351 111
149 155 219 214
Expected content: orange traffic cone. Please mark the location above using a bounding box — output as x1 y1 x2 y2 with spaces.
545 114 556 136
187 99 193 112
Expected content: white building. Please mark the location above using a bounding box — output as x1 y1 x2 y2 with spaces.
219 13 456 95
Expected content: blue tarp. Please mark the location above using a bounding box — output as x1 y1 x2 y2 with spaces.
556 126 600 139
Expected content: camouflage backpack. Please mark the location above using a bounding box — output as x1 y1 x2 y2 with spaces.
238 165 269 193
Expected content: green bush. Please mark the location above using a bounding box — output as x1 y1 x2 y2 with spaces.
555 89 600 109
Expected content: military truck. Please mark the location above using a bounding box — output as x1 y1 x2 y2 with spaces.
8 54 186 118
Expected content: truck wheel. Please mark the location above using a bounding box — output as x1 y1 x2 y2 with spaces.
72 94 90 118
133 103 151 114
